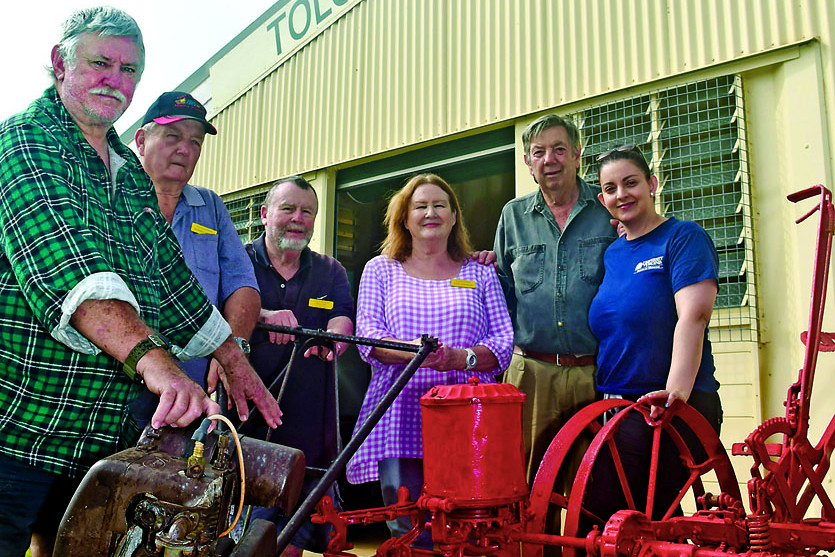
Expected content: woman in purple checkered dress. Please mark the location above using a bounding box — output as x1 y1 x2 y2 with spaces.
345 173 514 544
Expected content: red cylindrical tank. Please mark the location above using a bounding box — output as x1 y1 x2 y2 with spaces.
420 377 528 507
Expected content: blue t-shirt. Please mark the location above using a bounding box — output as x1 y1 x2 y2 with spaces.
589 218 720 395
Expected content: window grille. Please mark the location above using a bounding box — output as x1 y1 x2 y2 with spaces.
576 75 756 342
222 189 269 244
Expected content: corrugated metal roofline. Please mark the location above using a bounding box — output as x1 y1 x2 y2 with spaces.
196 37 811 195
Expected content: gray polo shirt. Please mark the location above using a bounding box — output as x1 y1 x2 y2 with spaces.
493 177 616 355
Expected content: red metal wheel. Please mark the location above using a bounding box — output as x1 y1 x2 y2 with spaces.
564 398 739 557
524 398 631 557
525 398 740 557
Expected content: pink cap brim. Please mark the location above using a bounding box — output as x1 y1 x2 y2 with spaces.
153 116 187 125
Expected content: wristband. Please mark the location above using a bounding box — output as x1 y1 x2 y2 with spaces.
124 334 171 381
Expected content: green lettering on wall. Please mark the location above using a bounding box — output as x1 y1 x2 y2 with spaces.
267 13 287 55
289 0 312 40
313 0 332 23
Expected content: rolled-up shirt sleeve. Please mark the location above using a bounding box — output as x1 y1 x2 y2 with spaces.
54 271 140 354
171 304 231 361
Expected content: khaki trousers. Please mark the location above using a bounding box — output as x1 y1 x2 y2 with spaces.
503 352 597 495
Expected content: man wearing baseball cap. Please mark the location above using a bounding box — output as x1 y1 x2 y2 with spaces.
141 90 218 134
133 91 262 425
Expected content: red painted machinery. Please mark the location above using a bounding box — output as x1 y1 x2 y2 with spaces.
310 185 835 557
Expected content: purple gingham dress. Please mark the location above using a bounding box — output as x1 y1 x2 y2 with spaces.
345 256 514 484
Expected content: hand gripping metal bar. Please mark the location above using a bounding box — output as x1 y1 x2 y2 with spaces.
253 326 438 557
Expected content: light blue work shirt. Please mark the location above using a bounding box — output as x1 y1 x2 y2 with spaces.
132 184 258 426
171 185 258 307
170 184 259 383
493 177 616 355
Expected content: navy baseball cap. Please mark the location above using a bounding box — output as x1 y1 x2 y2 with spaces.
141 91 217 135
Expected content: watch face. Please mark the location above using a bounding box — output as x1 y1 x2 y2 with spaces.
234 337 251 355
466 349 477 369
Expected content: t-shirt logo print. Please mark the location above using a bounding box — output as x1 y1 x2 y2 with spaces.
634 256 664 274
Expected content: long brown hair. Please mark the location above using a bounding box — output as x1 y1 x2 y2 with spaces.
380 173 472 262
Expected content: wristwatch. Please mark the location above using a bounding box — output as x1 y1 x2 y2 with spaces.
124 334 171 381
464 348 478 370
233 336 251 355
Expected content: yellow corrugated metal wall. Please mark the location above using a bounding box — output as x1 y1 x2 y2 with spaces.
193 0 835 194
191 0 835 503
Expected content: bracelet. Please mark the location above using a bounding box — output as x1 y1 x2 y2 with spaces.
123 334 171 381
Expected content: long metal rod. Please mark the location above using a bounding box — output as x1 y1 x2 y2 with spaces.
256 323 432 353
271 330 438 556
237 325 429 433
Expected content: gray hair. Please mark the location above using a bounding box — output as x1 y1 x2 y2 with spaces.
522 114 580 156
55 6 145 77
140 121 160 135
263 175 319 210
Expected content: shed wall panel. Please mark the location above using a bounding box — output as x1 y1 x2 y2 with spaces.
194 0 833 197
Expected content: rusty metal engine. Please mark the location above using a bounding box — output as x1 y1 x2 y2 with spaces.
54 420 305 557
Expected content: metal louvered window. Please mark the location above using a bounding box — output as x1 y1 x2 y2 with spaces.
575 75 757 342
223 189 269 244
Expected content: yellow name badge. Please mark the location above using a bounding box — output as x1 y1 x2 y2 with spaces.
190 222 217 235
309 298 334 310
450 279 476 289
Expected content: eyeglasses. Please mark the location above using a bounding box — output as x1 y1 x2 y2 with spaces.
596 144 642 161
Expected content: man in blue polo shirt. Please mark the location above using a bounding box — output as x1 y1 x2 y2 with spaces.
132 91 263 424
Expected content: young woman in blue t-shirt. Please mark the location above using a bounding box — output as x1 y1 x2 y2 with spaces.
589 145 721 426
583 145 722 524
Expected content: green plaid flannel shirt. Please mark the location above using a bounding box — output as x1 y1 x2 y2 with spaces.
0 88 227 477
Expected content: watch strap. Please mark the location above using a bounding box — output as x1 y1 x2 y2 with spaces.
124 334 171 381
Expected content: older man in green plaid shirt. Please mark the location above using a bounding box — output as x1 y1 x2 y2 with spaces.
0 7 282 556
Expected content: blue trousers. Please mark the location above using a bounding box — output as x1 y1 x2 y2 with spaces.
378 457 433 549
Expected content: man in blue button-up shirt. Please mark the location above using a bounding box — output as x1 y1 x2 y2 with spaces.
132 91 264 426
494 114 617 491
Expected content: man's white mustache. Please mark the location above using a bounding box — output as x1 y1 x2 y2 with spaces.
88 87 127 103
